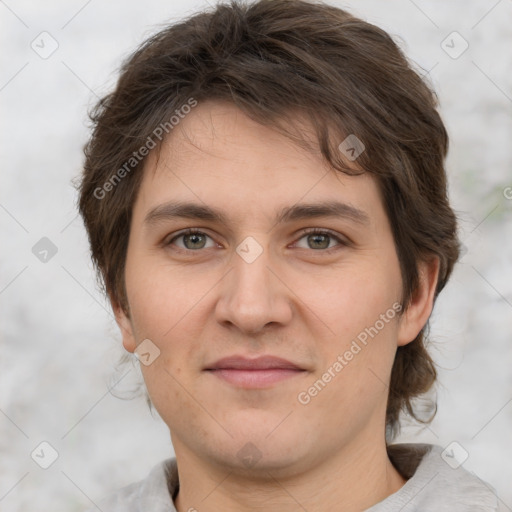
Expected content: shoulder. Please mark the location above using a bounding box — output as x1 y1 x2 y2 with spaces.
368 443 501 511
83 458 178 512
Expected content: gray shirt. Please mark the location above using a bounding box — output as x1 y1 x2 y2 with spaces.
87 444 502 511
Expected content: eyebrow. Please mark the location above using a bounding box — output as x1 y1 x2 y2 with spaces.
144 200 370 227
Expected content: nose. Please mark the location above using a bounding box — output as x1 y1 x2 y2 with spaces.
214 242 293 335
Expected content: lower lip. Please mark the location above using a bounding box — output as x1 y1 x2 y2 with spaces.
206 368 305 388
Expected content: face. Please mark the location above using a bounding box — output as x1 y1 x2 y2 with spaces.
115 100 433 475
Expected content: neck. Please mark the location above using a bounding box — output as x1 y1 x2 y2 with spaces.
173 432 406 512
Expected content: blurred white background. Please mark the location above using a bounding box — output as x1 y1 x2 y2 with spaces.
1 0 511 510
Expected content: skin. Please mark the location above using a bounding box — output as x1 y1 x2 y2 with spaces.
114 100 440 511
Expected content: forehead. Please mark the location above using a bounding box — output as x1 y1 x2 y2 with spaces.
137 100 384 227
148 100 326 177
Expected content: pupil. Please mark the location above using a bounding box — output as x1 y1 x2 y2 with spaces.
185 233 205 249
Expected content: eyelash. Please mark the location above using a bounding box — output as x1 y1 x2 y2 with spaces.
165 228 348 254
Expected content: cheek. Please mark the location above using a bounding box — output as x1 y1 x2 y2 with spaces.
125 259 209 381
141 359 215 444
301 315 399 431
303 264 401 343
297 260 402 407
125 258 206 338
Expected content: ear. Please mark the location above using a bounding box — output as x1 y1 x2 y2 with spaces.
397 256 440 347
112 299 137 354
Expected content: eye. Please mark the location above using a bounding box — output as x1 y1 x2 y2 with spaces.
165 228 348 253
167 229 216 251
294 228 347 251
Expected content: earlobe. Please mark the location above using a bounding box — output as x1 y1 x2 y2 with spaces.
113 301 137 353
397 257 440 347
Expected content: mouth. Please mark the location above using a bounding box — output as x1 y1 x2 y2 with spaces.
204 355 307 388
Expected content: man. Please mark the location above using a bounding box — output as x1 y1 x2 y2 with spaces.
78 0 501 510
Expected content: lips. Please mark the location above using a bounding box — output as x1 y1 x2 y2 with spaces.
204 355 306 388
204 355 303 371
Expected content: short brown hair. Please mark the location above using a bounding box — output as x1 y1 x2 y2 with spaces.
78 0 460 439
